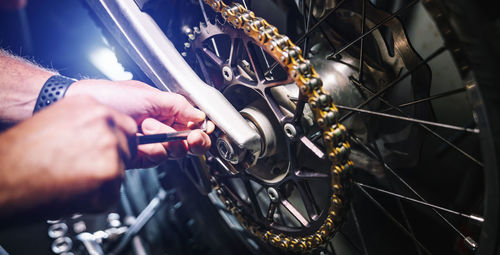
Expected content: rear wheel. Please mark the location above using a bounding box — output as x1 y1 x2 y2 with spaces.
171 0 500 254
87 0 500 253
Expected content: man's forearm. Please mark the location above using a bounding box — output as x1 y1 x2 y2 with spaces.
0 49 56 125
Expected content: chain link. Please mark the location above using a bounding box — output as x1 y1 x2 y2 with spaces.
203 0 353 252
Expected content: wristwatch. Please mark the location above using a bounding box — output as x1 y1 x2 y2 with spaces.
33 75 77 113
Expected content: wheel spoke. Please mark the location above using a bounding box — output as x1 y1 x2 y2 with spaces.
201 47 224 68
301 0 307 42
264 0 347 76
240 0 248 9
211 38 221 57
327 242 336 254
355 183 433 255
356 182 484 223
260 48 272 69
422 123 483 166
351 203 369 255
370 142 423 255
292 88 307 124
338 231 363 254
281 199 310 227
317 23 337 52
336 105 479 134
349 77 484 167
195 53 213 86
358 0 366 82
436 119 476 155
339 46 446 123
327 0 420 59
198 0 209 24
244 42 264 82
350 134 479 246
399 200 423 255
194 1 488 253
382 87 467 112
295 0 346 46
302 0 314 57
228 38 240 66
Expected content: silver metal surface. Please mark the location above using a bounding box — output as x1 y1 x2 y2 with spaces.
222 66 233 82
241 107 278 158
186 21 293 183
107 213 121 228
465 236 479 250
72 221 87 234
267 187 279 203
216 135 242 164
299 136 325 159
86 0 261 153
283 123 297 139
51 237 73 254
76 233 104 255
48 223 68 239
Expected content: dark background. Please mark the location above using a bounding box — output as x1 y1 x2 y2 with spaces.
0 1 110 79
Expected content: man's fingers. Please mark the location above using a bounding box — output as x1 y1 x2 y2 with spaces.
139 118 188 163
62 96 138 168
139 118 169 164
187 130 211 155
171 120 215 135
206 121 215 134
103 105 139 165
109 113 138 137
152 93 206 126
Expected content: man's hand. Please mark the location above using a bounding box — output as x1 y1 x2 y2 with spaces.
0 52 214 219
0 51 212 166
0 96 137 217
66 79 213 168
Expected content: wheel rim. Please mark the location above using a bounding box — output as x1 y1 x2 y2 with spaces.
149 0 499 253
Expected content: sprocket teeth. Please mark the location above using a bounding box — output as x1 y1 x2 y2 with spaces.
199 0 353 252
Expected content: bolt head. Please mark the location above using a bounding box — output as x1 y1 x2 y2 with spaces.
283 123 297 138
222 66 233 82
267 187 279 202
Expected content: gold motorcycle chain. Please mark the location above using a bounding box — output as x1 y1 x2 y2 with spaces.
203 0 353 252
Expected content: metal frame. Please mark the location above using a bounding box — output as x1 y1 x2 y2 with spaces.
86 0 261 153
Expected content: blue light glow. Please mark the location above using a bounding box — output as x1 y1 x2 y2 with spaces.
89 47 133 81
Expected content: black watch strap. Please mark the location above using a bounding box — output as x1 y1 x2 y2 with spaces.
33 75 77 113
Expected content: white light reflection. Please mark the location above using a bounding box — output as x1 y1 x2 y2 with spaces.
89 47 133 81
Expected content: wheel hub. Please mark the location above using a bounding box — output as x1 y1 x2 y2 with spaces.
185 1 353 252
